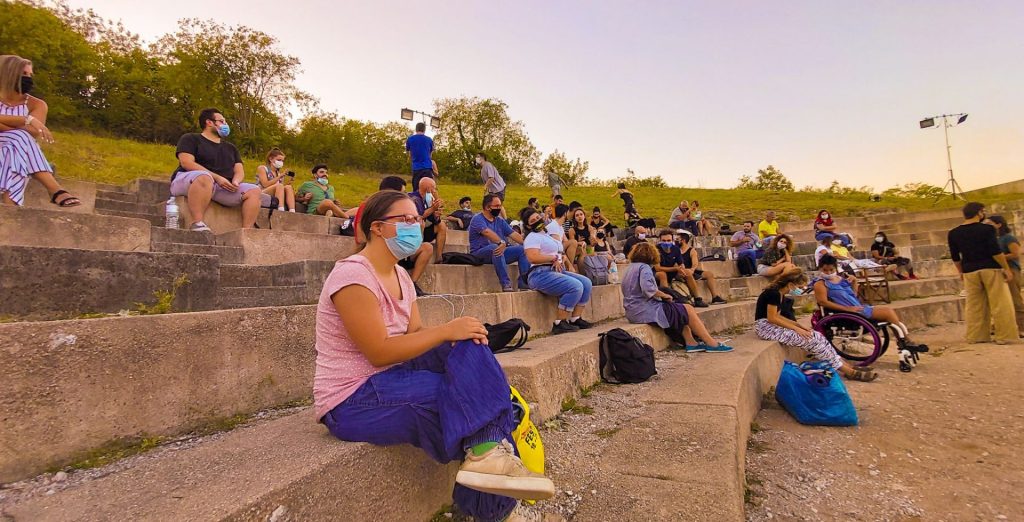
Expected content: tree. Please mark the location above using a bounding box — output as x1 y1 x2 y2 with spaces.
431 96 540 184
736 165 795 192
882 183 945 199
538 149 589 187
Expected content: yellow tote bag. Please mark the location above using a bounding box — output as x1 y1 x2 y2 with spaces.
510 386 544 474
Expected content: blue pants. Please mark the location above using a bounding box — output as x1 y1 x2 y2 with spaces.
323 340 517 522
669 220 699 236
528 266 592 311
816 231 853 247
473 244 531 288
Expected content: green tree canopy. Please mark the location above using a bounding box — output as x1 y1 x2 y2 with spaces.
432 96 540 184
736 165 795 192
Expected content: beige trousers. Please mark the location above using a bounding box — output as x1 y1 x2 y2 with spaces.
1009 266 1024 333
963 268 1019 343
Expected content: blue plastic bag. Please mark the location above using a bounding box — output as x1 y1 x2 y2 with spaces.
775 361 858 426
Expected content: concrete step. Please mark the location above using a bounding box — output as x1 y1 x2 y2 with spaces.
94 208 165 227
150 226 216 246
1 295 967 519
152 241 245 264
0 206 151 252
94 198 160 215
94 190 138 203
217 286 310 309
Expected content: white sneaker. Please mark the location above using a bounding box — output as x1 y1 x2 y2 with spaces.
189 222 211 232
456 440 555 500
325 210 334 218
505 501 566 522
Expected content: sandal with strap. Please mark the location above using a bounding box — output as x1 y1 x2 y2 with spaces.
50 189 81 208
850 368 878 382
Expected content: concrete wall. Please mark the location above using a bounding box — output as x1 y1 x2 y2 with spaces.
0 246 220 319
23 178 97 214
216 229 358 265
967 178 1024 197
0 206 151 252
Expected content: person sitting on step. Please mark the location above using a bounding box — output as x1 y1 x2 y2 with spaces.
690 199 712 236
171 107 263 231
0 54 82 208
757 234 800 279
546 203 580 273
757 210 780 244
297 164 349 218
654 228 709 308
622 225 649 258
621 241 732 353
314 190 556 522
814 255 928 354
676 229 728 304
870 231 916 280
754 269 878 382
408 176 447 264
567 207 595 270
445 196 475 231
730 221 762 276
521 208 594 335
668 200 699 237
814 209 854 248
589 206 616 237
814 233 834 268
469 194 532 292
255 147 296 212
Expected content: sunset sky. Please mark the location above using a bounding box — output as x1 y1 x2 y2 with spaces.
69 0 1023 190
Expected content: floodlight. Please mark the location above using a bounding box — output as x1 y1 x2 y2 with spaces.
400 108 414 121
919 113 968 203
919 118 935 129
430 116 441 129
957 114 968 124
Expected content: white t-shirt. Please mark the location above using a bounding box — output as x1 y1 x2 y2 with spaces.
525 230 563 256
814 245 830 267
546 221 565 241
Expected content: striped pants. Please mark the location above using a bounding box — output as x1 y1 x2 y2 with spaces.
0 129 51 205
755 318 844 369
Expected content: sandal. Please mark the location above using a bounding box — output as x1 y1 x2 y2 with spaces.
50 189 81 208
850 368 878 382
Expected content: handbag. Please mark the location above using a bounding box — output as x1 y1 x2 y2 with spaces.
775 361 858 426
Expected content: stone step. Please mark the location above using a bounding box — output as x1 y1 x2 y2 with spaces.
94 198 161 215
0 206 151 252
94 208 165 227
217 286 311 309
2 295 967 519
152 241 245 264
94 190 138 203
150 226 216 246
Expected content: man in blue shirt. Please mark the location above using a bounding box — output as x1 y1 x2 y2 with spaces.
408 176 447 264
406 122 434 192
469 194 531 291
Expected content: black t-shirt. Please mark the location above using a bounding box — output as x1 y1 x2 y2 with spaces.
573 224 592 245
870 240 897 258
948 222 1002 273
173 133 242 180
449 209 474 230
623 236 646 256
658 243 683 267
756 288 795 321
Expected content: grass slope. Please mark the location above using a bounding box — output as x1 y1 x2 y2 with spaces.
44 130 1012 226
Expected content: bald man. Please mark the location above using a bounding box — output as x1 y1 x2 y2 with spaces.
623 225 650 257
409 176 447 263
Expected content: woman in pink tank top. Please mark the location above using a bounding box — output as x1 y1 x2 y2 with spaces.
314 190 556 521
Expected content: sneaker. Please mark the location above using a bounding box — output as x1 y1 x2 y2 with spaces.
414 283 428 297
503 285 516 292
551 321 579 335
456 440 555 500
710 295 727 305
693 298 710 308
189 222 211 232
505 501 566 522
684 344 706 354
701 342 734 353
325 210 334 218
570 317 594 329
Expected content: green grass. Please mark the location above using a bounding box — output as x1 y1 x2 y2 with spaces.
44 130 1024 227
560 397 594 415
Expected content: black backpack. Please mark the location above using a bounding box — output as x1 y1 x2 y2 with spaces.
485 319 530 354
598 328 657 384
441 252 484 266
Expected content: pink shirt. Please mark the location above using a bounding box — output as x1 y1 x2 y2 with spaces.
313 255 415 419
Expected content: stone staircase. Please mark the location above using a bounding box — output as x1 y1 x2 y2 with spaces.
2 177 1017 521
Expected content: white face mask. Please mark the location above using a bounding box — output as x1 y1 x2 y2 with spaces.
821 213 830 220
777 242 788 250
832 239 843 246
875 236 884 243
475 157 483 166
637 233 646 239
273 160 284 169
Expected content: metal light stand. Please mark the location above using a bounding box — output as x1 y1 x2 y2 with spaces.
920 113 967 205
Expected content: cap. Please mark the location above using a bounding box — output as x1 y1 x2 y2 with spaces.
510 220 522 228
678 229 694 237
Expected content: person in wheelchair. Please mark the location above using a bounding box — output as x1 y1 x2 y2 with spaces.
814 255 928 356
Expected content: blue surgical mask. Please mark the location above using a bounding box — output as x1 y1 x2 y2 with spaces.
425 192 434 207
217 123 231 137
316 176 328 185
382 222 423 260
659 241 674 249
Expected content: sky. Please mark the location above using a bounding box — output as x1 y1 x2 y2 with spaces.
67 0 1023 190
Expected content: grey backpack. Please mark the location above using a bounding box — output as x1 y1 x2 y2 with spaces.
581 256 609 285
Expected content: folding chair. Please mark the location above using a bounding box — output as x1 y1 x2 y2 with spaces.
855 266 890 304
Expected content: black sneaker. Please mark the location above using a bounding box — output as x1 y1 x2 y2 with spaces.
711 296 727 305
415 283 429 297
551 321 580 335
570 317 594 329
693 298 710 308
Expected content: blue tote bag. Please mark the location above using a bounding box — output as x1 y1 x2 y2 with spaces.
775 361 858 426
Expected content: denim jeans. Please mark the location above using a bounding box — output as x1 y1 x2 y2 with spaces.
527 266 592 311
815 231 853 247
322 340 517 522
473 244 531 288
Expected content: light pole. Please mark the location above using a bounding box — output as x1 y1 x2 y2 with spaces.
919 113 968 203
400 108 440 129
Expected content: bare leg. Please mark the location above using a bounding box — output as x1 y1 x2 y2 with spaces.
683 272 700 297
434 222 447 263
571 305 586 317
681 327 698 346
31 171 78 205
656 271 669 288
682 303 722 346
240 188 262 229
186 173 214 224
556 309 571 321
273 183 285 208
702 270 720 298
410 243 434 281
283 185 296 210
317 200 349 219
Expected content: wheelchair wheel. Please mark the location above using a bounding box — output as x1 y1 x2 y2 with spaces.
814 313 887 366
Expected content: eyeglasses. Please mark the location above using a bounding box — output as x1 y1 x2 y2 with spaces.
378 214 423 225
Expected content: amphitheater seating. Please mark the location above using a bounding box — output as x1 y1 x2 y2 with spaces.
1 175 1015 520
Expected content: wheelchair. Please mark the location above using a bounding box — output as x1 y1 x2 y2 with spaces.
810 307 926 372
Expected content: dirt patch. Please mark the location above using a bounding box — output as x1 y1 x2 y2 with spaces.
745 322 1024 521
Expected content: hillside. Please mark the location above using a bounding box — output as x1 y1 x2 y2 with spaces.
42 130 1015 227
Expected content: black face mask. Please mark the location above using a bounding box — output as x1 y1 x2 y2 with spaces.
531 221 545 232
19 75 33 95
596 233 605 239
488 208 502 217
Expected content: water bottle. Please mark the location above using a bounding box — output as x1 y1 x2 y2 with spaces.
609 262 620 284
165 197 179 229
727 248 734 261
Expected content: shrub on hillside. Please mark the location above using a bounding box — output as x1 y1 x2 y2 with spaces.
736 165 795 192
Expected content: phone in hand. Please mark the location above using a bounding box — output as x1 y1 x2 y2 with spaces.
286 170 296 177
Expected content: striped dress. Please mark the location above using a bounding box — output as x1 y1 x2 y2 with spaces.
0 97 51 205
